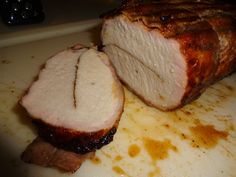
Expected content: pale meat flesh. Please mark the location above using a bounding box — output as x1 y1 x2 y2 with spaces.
21 48 124 132
103 16 187 110
21 45 124 155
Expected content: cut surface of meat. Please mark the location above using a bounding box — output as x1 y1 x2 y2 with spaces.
104 45 186 110
101 1 236 110
103 17 188 110
21 45 124 153
21 137 95 173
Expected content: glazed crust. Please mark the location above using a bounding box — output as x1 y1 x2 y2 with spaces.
102 1 236 109
33 119 119 154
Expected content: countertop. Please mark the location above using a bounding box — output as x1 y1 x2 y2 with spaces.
0 0 120 47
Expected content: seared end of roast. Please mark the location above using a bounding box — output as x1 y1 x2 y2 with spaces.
101 1 236 110
21 46 124 154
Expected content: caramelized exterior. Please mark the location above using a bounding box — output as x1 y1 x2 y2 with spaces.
33 119 119 154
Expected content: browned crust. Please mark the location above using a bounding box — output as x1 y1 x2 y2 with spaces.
33 119 118 154
161 1 236 80
102 1 236 110
195 11 236 80
175 25 219 105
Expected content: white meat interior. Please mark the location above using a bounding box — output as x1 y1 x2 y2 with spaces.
21 48 123 132
102 16 188 109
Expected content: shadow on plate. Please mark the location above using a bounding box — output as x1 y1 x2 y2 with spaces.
13 101 37 135
0 102 37 177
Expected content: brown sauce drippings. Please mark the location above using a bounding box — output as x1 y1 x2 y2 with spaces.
128 144 141 158
143 138 177 161
112 166 131 177
148 170 160 177
112 166 125 175
90 155 101 165
103 87 235 176
114 155 123 162
190 124 228 149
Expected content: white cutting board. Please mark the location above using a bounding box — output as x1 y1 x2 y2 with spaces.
0 21 236 177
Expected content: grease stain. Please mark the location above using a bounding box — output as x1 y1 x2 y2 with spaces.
90 155 101 165
84 81 235 177
148 169 160 177
114 155 123 162
128 144 140 158
112 166 131 177
143 138 178 161
190 124 229 149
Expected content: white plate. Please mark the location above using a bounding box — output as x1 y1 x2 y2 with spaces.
0 21 236 177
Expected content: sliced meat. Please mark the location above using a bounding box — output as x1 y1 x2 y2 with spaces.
21 45 124 154
21 137 95 173
101 1 236 111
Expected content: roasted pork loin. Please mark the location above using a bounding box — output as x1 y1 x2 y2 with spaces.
21 45 124 156
101 1 236 110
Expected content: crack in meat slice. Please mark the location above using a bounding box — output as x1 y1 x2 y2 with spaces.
21 137 95 173
20 45 124 154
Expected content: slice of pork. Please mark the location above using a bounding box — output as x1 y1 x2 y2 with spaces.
21 45 124 154
21 137 95 173
101 1 236 111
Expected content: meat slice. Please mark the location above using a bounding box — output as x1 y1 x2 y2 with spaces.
101 1 236 111
21 137 95 172
21 45 124 154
